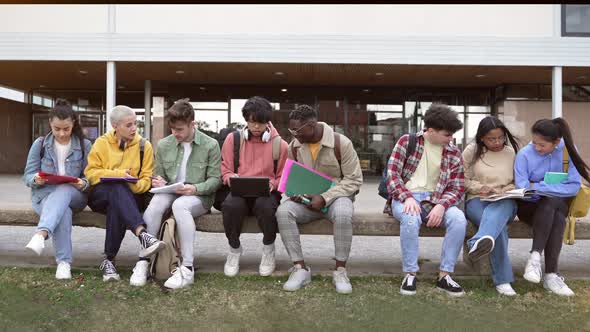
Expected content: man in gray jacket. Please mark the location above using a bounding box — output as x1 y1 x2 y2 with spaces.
276 104 363 294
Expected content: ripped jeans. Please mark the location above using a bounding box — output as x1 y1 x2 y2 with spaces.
391 192 467 273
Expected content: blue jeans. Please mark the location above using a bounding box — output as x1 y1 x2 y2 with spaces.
32 184 87 264
466 198 517 285
391 192 467 273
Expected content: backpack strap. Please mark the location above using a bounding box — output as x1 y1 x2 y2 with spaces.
333 132 342 174
563 146 569 173
233 130 241 173
39 135 47 159
272 135 281 175
334 132 342 163
402 133 417 169
291 145 299 162
139 138 146 174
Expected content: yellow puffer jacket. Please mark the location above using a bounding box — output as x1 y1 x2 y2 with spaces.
84 129 154 194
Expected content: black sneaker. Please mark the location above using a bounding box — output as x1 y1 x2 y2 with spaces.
400 274 417 296
436 275 465 297
468 235 495 262
100 259 120 282
138 232 166 258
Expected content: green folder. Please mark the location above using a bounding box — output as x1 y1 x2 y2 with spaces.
283 162 334 213
544 172 568 184
284 163 334 197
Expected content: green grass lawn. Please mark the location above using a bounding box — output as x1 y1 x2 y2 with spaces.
1 267 589 332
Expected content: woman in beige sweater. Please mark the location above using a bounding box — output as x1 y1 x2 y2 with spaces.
463 116 520 296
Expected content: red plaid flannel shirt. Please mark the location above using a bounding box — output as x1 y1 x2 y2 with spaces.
386 131 465 213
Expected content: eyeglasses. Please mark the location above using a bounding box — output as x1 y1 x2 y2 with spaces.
288 121 312 136
483 136 506 143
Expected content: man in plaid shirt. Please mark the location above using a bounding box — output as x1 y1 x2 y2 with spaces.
387 104 467 297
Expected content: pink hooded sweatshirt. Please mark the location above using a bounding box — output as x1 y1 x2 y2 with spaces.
221 122 289 191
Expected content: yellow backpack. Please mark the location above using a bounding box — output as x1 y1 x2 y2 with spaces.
562 148 590 245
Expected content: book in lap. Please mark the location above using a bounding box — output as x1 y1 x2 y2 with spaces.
481 188 555 202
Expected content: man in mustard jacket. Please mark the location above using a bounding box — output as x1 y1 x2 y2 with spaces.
85 105 165 282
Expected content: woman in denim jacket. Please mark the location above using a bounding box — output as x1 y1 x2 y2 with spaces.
23 99 93 279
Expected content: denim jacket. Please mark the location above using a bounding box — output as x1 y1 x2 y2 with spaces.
23 134 93 204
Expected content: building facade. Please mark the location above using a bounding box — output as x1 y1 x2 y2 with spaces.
0 4 589 174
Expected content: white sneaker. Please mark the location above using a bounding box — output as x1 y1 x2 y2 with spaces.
332 267 352 294
25 233 45 256
130 260 149 287
259 244 276 277
55 262 72 280
543 273 575 297
523 252 542 284
224 246 242 277
283 264 311 292
164 265 195 290
495 283 517 296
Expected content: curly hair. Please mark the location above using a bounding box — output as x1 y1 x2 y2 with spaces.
288 104 317 121
166 98 194 124
423 104 463 133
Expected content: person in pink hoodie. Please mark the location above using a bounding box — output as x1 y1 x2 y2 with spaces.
220 96 288 277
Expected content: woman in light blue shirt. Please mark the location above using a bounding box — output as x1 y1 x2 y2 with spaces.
23 99 92 279
514 118 590 297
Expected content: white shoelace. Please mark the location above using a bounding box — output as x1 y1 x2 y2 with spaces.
287 266 306 281
334 270 350 283
552 275 568 289
403 274 416 286
261 256 273 267
227 253 240 266
444 275 461 288
100 260 117 275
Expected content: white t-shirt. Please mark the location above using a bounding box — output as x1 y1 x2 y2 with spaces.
175 142 193 183
54 139 72 176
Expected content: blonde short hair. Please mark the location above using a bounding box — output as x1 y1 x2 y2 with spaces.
110 105 136 125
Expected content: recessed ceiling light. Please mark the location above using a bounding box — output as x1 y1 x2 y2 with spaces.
375 72 384 76
176 70 185 74
577 75 588 80
362 89 370 93
274 71 285 76
475 74 486 78
281 88 288 92
79 70 88 75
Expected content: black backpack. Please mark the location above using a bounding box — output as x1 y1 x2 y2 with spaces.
378 133 417 199
213 130 281 211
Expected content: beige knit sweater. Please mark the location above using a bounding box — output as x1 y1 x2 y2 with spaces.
462 143 516 201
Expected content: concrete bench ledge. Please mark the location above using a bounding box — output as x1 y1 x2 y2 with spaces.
1 208 589 239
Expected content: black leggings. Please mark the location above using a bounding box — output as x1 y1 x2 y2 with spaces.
517 196 572 273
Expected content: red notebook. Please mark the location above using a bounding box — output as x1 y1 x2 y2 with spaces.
38 172 78 185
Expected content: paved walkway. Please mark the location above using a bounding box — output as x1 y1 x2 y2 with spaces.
1 174 589 279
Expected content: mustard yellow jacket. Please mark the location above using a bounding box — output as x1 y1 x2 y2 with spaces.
84 130 154 194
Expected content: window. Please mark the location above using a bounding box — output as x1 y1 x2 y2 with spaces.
0 85 25 103
562 5 590 37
